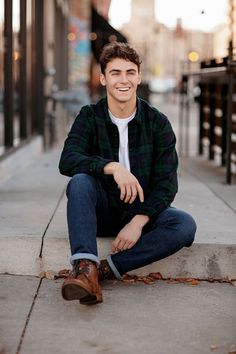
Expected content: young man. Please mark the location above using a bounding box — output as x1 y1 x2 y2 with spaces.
59 42 196 305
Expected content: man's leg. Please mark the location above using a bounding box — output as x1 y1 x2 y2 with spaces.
106 207 197 278
62 173 118 304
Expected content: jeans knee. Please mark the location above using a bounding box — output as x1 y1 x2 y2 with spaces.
182 213 197 247
66 173 97 197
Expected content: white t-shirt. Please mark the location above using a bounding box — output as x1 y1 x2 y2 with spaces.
109 110 136 171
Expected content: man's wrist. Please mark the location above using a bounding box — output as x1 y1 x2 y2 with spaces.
130 214 150 228
104 161 120 175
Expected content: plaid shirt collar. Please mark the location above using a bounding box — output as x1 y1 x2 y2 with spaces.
101 96 143 125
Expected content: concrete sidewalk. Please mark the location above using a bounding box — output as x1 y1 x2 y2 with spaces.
1 274 236 354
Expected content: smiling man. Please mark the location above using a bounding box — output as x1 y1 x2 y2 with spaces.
59 42 196 305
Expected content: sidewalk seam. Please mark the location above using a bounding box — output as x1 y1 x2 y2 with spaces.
39 186 66 258
15 278 43 354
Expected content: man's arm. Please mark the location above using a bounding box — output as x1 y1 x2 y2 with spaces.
111 214 149 252
59 106 113 177
104 161 149 252
104 162 144 203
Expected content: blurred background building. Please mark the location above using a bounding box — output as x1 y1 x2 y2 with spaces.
121 0 214 93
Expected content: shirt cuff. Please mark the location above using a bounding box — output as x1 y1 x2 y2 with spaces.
89 158 114 175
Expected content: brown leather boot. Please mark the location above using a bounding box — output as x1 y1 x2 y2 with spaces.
61 259 103 305
98 259 117 281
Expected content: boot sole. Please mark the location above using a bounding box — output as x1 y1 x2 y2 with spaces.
61 283 102 305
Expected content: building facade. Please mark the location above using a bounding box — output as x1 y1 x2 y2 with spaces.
0 0 69 158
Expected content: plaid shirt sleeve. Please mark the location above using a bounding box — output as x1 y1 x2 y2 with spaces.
59 106 113 177
128 112 178 220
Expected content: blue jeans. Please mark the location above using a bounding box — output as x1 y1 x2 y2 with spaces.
66 173 196 279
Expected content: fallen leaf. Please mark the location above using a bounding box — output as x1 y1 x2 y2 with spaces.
176 278 189 283
122 274 138 283
142 276 155 285
190 279 199 286
210 344 218 351
45 270 56 280
39 271 46 279
122 278 136 283
56 269 71 279
148 272 163 280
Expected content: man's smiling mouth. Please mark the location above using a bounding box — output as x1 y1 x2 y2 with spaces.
117 87 130 92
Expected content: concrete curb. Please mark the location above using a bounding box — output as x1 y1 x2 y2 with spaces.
1 235 236 280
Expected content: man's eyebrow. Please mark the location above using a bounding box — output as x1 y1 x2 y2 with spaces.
108 68 137 73
109 69 121 73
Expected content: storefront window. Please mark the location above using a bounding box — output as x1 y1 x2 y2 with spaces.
12 0 20 146
0 0 4 154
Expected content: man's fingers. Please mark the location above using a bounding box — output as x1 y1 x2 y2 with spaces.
112 238 124 252
137 183 144 202
129 184 137 204
123 183 138 204
123 240 135 250
111 239 119 253
124 185 132 203
120 185 126 200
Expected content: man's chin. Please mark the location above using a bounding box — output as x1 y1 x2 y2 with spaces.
114 94 134 103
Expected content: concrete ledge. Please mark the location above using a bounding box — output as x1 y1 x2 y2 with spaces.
42 238 236 280
2 235 236 280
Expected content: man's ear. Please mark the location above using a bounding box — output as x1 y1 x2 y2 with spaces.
100 73 106 86
138 72 142 85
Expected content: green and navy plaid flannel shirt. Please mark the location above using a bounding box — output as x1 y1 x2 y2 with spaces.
59 97 178 221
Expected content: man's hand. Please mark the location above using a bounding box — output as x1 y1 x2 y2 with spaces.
112 215 149 253
104 162 144 204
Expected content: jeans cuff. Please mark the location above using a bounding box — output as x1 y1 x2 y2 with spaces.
106 255 123 280
70 253 99 266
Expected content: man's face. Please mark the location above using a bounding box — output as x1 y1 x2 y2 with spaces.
100 58 141 104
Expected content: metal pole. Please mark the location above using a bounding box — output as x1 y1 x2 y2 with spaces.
226 40 233 184
178 75 184 157
4 0 14 148
185 74 190 157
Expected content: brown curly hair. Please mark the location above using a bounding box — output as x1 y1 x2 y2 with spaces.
99 42 142 74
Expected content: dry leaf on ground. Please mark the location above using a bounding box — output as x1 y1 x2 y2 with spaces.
39 271 46 279
45 270 56 280
210 344 218 351
141 276 155 285
56 269 70 279
190 279 199 286
148 272 163 280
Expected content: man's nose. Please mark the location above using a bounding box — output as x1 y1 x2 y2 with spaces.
120 74 129 83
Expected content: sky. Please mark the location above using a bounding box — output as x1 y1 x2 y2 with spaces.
109 0 228 32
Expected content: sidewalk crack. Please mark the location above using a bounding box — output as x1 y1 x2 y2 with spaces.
15 278 43 354
39 186 66 258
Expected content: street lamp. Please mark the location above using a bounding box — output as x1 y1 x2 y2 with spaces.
188 51 199 63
